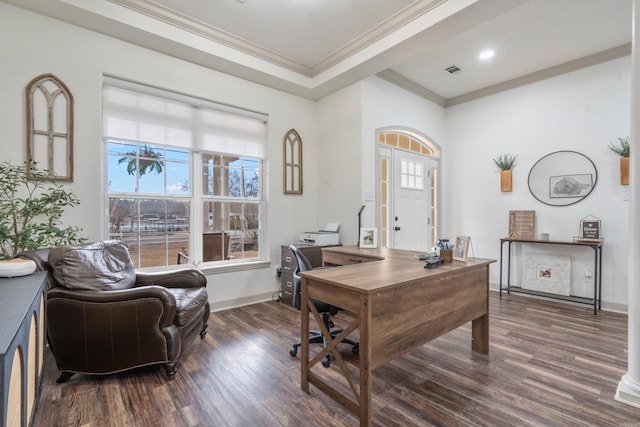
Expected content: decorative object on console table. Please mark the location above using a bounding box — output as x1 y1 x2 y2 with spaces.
492 154 517 192
575 215 604 243
453 235 471 262
608 136 630 185
507 210 536 240
0 258 37 277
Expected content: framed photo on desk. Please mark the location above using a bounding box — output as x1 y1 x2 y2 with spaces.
453 235 470 261
359 227 377 248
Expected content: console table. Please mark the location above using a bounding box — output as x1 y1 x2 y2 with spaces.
499 238 603 314
0 272 46 427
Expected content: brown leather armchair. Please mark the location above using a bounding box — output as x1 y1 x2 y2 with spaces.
17 240 210 382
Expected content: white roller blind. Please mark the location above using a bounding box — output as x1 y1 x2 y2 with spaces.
103 78 267 158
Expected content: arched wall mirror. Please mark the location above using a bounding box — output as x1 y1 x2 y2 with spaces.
528 151 597 206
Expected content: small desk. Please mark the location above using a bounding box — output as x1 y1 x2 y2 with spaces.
498 238 603 314
299 246 495 427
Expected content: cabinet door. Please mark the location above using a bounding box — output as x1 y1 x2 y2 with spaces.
280 272 294 306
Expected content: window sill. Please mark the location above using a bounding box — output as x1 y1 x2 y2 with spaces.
137 259 271 275
198 259 271 275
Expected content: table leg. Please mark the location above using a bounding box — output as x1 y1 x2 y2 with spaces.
472 313 489 354
301 277 309 393
359 295 371 427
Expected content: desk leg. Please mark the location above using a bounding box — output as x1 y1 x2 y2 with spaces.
472 314 489 355
301 278 310 393
359 296 372 427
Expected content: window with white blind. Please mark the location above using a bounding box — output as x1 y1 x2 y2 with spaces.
103 77 267 269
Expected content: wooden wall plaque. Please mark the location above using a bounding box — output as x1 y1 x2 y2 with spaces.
508 210 536 240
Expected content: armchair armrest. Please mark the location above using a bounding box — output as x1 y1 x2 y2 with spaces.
47 285 177 328
135 268 207 289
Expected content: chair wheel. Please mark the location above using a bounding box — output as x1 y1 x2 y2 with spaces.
289 347 297 357
352 344 359 355
322 355 331 368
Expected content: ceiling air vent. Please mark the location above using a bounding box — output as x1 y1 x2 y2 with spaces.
445 65 462 74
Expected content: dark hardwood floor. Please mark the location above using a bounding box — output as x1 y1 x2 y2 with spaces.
33 291 639 427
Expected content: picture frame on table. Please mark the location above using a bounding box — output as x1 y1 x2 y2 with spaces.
359 227 377 248
453 235 471 262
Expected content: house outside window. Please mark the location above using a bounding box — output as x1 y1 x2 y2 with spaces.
104 78 267 269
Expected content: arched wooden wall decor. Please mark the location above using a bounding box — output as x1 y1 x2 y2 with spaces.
26 73 74 181
283 129 303 194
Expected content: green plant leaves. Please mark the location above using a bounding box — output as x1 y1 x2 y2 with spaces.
608 136 630 157
492 154 518 170
0 161 85 259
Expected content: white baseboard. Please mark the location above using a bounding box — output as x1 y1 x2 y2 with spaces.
209 291 276 313
489 283 628 314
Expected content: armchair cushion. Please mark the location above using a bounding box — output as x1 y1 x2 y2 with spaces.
48 240 135 291
166 287 209 327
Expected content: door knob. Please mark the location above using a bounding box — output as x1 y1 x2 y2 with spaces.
394 226 401 231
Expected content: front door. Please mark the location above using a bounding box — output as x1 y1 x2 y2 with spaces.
391 150 431 252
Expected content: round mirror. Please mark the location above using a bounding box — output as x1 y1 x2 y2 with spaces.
528 151 597 206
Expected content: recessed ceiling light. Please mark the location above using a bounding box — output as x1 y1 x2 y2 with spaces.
479 50 495 60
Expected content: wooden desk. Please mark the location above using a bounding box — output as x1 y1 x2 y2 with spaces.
299 246 495 426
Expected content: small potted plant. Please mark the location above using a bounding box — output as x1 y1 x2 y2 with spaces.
608 136 630 185
493 154 517 192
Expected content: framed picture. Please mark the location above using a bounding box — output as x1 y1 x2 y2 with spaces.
359 227 377 248
453 235 470 262
549 174 593 199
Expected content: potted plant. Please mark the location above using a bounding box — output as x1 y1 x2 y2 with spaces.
0 161 85 261
493 154 518 192
608 136 630 185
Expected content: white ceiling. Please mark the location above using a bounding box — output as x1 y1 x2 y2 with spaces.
4 0 633 104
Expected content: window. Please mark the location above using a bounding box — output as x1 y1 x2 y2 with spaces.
104 78 267 269
400 159 424 190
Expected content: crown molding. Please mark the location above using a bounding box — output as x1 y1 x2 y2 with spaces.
109 0 312 76
109 0 448 79
311 0 447 74
377 69 447 106
379 44 631 108
446 43 631 107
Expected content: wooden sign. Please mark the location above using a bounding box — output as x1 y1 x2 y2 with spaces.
580 217 601 240
508 210 536 240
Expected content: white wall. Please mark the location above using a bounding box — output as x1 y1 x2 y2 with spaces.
315 77 446 246
361 77 446 232
445 57 632 310
2 2 632 311
316 82 364 246
0 3 319 311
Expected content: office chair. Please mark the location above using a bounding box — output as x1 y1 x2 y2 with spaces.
288 244 358 367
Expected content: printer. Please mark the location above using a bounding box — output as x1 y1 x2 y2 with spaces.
299 223 340 246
